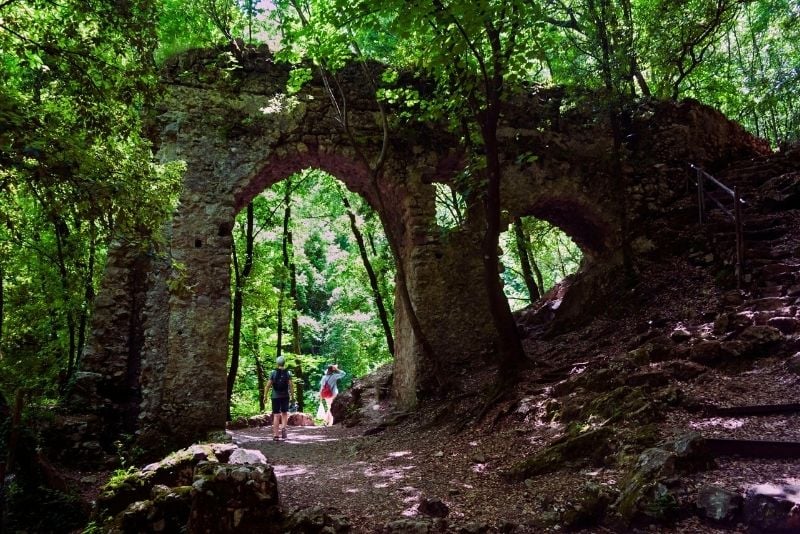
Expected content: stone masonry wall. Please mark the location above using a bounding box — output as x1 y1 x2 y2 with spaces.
71 45 769 457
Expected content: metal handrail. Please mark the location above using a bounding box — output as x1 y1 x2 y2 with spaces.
689 163 746 288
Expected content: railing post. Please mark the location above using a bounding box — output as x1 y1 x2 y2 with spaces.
734 186 744 288
696 167 705 223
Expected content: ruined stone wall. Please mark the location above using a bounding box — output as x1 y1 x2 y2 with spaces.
71 46 770 457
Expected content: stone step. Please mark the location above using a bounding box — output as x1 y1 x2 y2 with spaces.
743 296 796 312
747 247 792 261
701 403 800 417
743 226 788 241
705 438 800 459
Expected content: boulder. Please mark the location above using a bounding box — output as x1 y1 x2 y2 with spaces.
187 463 280 531
94 443 272 529
760 172 800 210
689 341 737 366
613 433 713 525
561 482 614 529
669 327 692 343
743 482 800 532
332 364 393 427
696 485 742 523
738 325 785 347
288 412 314 426
626 370 669 388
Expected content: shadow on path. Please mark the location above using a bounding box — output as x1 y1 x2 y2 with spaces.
228 425 428 527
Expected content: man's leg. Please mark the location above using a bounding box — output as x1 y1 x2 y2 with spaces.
281 411 289 438
272 400 280 438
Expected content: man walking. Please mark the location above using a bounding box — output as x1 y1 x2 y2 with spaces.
265 356 294 441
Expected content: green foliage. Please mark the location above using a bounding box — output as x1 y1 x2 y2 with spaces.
227 170 395 416
0 0 181 403
2 481 87 533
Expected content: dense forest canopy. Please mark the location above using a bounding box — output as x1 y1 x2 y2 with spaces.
0 0 798 413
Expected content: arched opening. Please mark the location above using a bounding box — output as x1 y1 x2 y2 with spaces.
227 168 396 420
501 217 583 312
501 197 612 333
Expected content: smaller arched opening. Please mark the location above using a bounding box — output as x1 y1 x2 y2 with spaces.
501 197 614 334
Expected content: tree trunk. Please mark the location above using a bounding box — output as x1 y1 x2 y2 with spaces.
0 262 4 356
367 227 395 318
76 219 97 370
341 190 395 356
53 218 77 393
227 202 254 420
531 252 545 296
593 0 635 281
254 351 266 412
513 218 540 302
276 180 292 362
285 182 305 411
480 107 528 375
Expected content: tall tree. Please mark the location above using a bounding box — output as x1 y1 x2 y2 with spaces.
513 218 541 302
228 202 255 420
340 189 395 356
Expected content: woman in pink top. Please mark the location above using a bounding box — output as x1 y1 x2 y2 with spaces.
319 364 345 426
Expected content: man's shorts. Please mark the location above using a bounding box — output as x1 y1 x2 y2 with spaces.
271 397 289 414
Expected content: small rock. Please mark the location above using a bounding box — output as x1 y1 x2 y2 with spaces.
458 522 491 533
722 291 744 306
471 453 487 464
767 317 800 335
743 482 800 532
739 325 785 347
787 353 800 375
434 451 444 457
81 475 98 484
696 485 742 523
663 360 707 381
669 327 692 343
418 497 449 518
228 448 267 465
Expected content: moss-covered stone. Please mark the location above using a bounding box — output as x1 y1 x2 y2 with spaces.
611 433 713 527
583 386 658 424
502 426 614 480
561 482 616 529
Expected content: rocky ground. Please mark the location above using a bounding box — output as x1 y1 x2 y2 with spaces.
225 148 800 532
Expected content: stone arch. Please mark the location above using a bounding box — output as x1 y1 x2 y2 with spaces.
67 46 768 460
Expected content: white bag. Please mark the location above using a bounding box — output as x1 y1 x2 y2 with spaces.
316 402 326 420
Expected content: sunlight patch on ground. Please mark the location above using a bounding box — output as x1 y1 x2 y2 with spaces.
232 426 346 446
387 451 412 458
688 418 745 430
273 464 311 478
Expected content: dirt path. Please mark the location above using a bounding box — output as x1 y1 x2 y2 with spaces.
231 424 431 530
229 419 560 532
